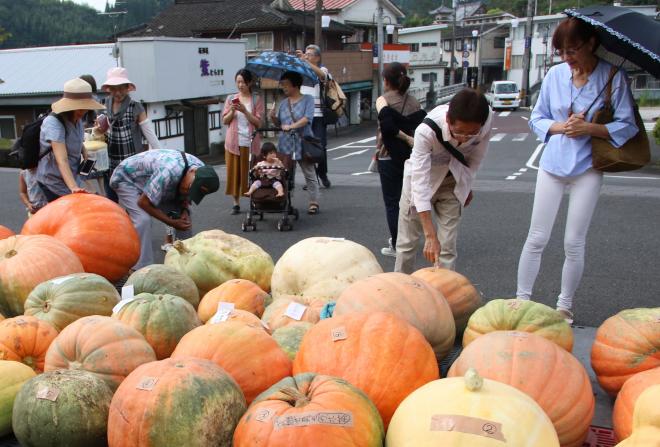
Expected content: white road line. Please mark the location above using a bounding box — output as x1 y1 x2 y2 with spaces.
489 133 506 142
351 171 374 176
513 172 523 176
526 143 545 170
512 133 528 142
357 136 377 143
332 149 370 160
506 175 517 180
605 175 660 180
521 116 529 121
499 111 511 117
519 168 528 172
644 122 655 131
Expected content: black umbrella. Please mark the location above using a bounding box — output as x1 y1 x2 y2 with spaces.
564 6 660 78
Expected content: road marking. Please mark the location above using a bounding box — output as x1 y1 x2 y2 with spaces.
490 133 506 142
512 133 528 142
351 171 374 176
526 143 545 170
521 116 529 121
499 111 511 117
519 168 528 172
644 122 655 131
606 175 660 180
333 149 369 160
357 136 377 143
506 175 517 180
513 172 523 176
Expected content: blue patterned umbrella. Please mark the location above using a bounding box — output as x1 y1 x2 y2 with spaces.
246 51 320 87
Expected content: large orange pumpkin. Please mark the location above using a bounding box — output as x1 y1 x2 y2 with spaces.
44 315 156 390
411 267 482 335
293 312 439 427
172 321 292 404
0 226 14 240
591 307 660 396
334 272 455 359
234 373 385 446
0 315 59 372
448 330 594 447
21 193 140 282
197 279 269 322
0 235 84 316
613 367 660 441
261 298 327 331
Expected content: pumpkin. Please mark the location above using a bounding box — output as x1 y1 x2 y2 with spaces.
293 312 439 427
614 367 660 441
107 357 246 447
0 226 14 240
44 315 156 391
447 331 594 447
172 321 291 404
164 229 274 295
0 360 36 437
0 316 59 372
21 193 140 282
411 267 482 334
271 237 383 301
615 384 660 447
0 313 4 322
262 297 327 331
272 322 314 360
24 273 120 331
234 373 384 446
198 279 269 322
591 307 660 396
386 368 560 446
0 235 84 316
12 369 113 447
334 272 456 360
463 298 574 352
204 308 270 333
125 264 200 309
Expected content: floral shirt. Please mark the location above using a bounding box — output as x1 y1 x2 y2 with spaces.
109 149 203 206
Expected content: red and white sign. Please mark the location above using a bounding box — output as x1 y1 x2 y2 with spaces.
361 43 411 67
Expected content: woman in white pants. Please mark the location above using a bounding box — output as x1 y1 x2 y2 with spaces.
516 17 638 324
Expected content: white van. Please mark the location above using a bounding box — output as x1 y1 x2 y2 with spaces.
486 81 521 110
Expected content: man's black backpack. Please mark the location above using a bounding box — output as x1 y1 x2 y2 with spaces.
10 112 65 169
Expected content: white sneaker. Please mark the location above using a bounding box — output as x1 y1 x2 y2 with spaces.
556 308 574 325
381 238 396 257
160 243 174 252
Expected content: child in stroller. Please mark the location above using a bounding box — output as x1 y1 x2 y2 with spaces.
244 142 285 198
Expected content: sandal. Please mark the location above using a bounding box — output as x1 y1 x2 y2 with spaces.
308 203 319 215
556 308 574 325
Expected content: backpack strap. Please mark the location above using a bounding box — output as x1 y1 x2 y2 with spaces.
38 112 68 161
422 117 470 168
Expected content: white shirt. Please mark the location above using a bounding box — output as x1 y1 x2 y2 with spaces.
301 66 330 118
236 99 253 147
406 104 493 212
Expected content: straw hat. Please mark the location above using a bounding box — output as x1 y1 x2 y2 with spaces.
51 78 105 114
101 67 136 91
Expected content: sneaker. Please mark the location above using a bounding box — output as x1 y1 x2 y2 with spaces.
231 205 240 215
160 243 174 252
381 238 396 258
556 308 574 325
320 175 331 188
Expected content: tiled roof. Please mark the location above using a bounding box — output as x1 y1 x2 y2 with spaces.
0 44 115 97
287 0 358 11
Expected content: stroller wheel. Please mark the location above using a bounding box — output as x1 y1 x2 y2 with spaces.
277 218 292 232
293 208 299 221
241 222 248 232
242 221 256 232
258 212 264 221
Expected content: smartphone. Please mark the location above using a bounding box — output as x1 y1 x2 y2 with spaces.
231 97 240 105
78 159 96 176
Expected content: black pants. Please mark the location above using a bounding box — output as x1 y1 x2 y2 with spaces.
311 117 328 178
377 158 405 247
37 182 63 203
103 170 119 203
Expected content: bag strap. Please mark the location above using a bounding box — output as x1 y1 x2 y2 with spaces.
422 117 470 168
603 66 616 107
39 112 68 161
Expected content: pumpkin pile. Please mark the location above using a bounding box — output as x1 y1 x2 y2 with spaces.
0 221 658 445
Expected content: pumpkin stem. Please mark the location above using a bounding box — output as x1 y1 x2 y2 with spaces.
173 240 188 253
464 368 483 392
280 387 311 408
4 249 17 259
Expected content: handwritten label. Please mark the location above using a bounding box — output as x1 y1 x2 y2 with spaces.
51 275 75 285
112 284 137 314
507 331 529 338
36 386 60 402
255 408 275 423
285 302 307 321
507 300 524 310
273 411 353 430
209 302 235 324
430 415 506 442
136 376 158 391
331 326 347 342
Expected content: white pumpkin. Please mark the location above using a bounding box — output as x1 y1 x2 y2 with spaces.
616 384 660 447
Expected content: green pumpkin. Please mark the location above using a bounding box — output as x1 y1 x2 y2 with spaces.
24 273 120 331
0 360 36 437
112 293 201 360
12 369 113 447
272 322 314 360
125 264 200 309
164 230 274 296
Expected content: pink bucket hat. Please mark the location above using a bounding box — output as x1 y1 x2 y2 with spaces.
101 67 136 92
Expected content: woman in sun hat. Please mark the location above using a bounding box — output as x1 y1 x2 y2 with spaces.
96 67 160 202
36 77 105 202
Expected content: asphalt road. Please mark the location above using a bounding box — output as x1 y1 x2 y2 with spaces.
1 109 659 327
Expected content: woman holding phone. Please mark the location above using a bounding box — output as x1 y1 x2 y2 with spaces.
222 69 264 214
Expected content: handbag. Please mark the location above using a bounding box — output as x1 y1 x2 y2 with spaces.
590 67 650 172
287 99 324 164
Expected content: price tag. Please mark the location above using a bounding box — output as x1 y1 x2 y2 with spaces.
331 326 347 342
217 302 235 313
112 285 137 314
51 275 75 285
255 408 275 423
36 386 60 402
507 300 523 310
285 302 307 321
136 376 158 391
209 302 235 324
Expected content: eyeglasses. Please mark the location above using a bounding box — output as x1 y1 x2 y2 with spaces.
553 43 585 57
449 124 480 139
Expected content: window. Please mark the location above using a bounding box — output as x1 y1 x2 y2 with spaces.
455 39 463 51
409 43 420 52
443 40 451 51
421 72 438 83
535 54 546 68
0 117 16 139
421 42 437 47
241 32 274 51
495 83 518 93
493 36 505 48
510 55 523 69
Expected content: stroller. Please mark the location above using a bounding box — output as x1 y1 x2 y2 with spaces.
242 129 299 232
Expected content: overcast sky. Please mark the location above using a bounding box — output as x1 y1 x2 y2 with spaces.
71 0 108 12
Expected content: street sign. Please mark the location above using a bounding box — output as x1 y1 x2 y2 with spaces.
524 37 531 49
462 60 469 68
462 50 470 59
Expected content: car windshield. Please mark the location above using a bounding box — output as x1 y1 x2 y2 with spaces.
495 83 518 94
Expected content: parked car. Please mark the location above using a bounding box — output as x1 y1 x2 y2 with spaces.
486 81 521 110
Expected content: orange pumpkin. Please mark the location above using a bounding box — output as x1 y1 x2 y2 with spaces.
591 307 660 396
44 315 156 390
334 272 455 359
0 315 59 372
205 308 271 333
411 267 482 334
0 225 14 240
198 279 270 322
172 321 292 404
233 373 385 446
0 235 84 316
21 193 140 282
613 367 660 441
293 312 439 428
448 331 594 447
261 298 327 331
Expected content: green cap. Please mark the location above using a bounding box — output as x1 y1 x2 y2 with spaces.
189 165 220 205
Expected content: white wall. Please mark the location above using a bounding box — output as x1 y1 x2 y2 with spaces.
399 29 443 68
338 0 400 25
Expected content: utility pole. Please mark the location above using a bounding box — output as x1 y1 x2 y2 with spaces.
460 1 467 85
449 0 457 84
315 0 323 49
520 0 534 107
377 0 384 96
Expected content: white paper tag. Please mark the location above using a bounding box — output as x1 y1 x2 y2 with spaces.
285 302 307 321
51 275 75 285
209 302 235 324
36 386 60 402
260 319 271 331
136 376 158 391
331 326 347 342
112 285 137 314
217 302 235 312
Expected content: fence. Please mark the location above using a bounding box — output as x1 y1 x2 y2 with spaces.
410 83 467 109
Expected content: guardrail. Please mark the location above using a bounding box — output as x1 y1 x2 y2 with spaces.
410 83 467 110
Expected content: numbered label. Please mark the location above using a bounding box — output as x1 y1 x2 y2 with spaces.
285 302 307 321
36 386 60 402
331 326 347 342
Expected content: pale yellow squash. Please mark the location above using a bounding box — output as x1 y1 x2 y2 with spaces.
616 384 660 447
